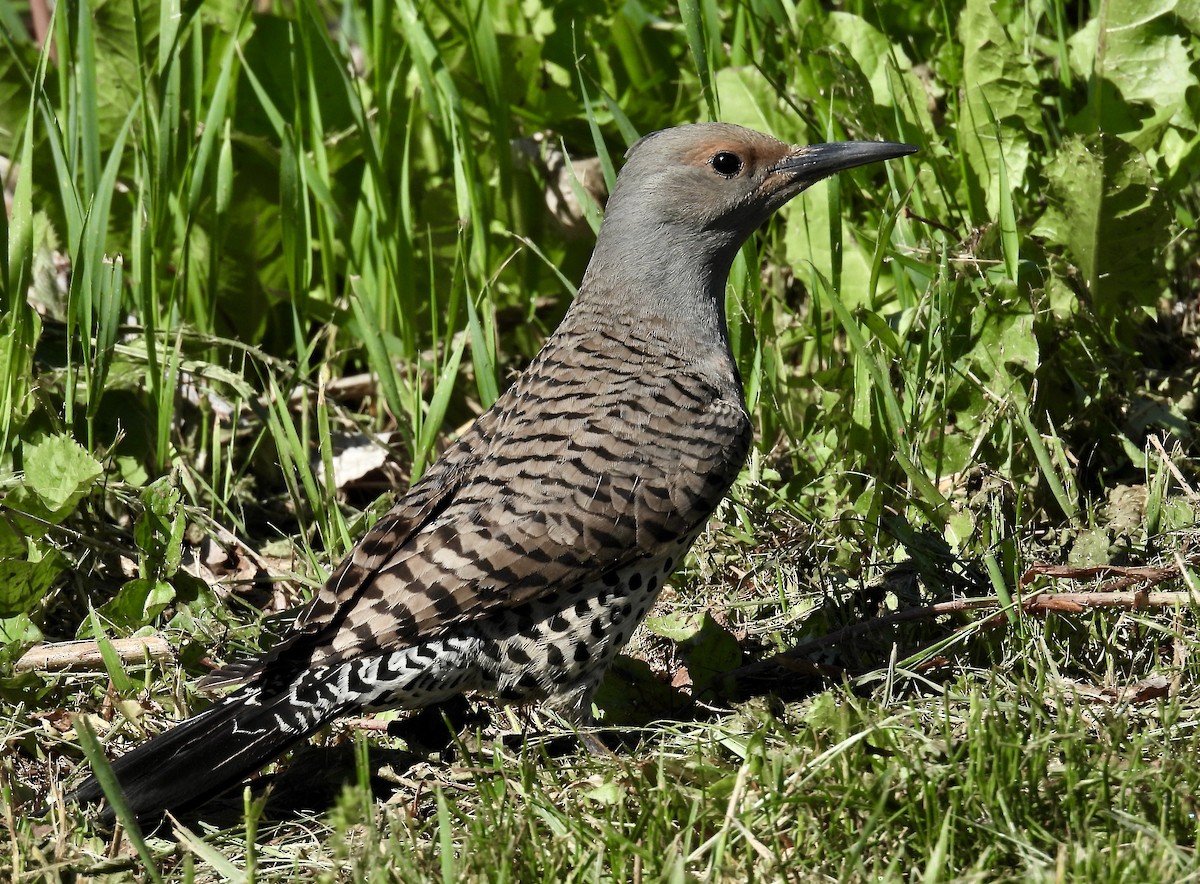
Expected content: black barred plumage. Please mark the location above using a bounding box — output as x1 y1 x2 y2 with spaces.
66 124 915 823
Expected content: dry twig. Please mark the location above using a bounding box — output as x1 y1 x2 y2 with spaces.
723 552 1200 699
15 636 174 673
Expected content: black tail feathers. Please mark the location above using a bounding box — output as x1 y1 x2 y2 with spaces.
67 683 343 824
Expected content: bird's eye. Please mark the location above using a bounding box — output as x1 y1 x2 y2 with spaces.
709 151 744 178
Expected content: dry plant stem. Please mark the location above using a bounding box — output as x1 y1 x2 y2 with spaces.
725 597 1002 691
1148 434 1200 500
14 637 174 673
30 0 55 62
286 372 380 405
727 553 1200 693
1017 558 1200 591
81 857 144 876
1021 591 1200 613
901 206 958 236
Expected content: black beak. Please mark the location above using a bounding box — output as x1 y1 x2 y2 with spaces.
772 141 918 180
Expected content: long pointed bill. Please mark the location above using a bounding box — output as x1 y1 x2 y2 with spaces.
772 140 918 180
759 140 917 211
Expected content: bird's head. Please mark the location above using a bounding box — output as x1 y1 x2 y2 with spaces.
600 122 916 262
577 123 916 343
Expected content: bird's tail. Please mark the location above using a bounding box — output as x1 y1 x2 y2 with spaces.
67 678 346 824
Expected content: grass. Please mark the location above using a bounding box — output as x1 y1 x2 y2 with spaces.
1 0 1199 880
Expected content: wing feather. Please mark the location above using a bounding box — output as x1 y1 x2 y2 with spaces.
216 322 750 685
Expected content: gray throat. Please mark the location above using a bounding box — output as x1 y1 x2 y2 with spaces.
572 217 743 376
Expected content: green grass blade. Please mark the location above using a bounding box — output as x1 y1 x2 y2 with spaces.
184 7 245 217
1010 395 1080 525
74 718 165 884
348 277 406 426
82 103 138 424
74 0 100 197
172 821 247 882
679 0 717 120
414 332 466 482
981 96 1020 281
466 281 498 409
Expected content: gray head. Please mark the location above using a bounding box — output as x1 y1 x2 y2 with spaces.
572 123 915 356
580 123 914 302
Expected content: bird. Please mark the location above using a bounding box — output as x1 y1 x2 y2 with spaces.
65 123 915 823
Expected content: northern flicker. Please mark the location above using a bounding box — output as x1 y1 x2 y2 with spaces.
67 123 915 822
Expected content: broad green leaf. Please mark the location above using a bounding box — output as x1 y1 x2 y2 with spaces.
643 611 741 695
944 509 977 553
975 304 1038 380
824 12 923 118
23 434 103 514
1068 527 1112 567
714 67 788 137
592 655 688 726
1034 134 1171 337
0 613 43 646
0 547 67 617
134 475 185 579
0 32 38 140
1067 0 1200 153
0 522 24 558
785 180 876 309
644 611 704 643
89 0 160 153
958 0 1039 218
102 577 177 626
